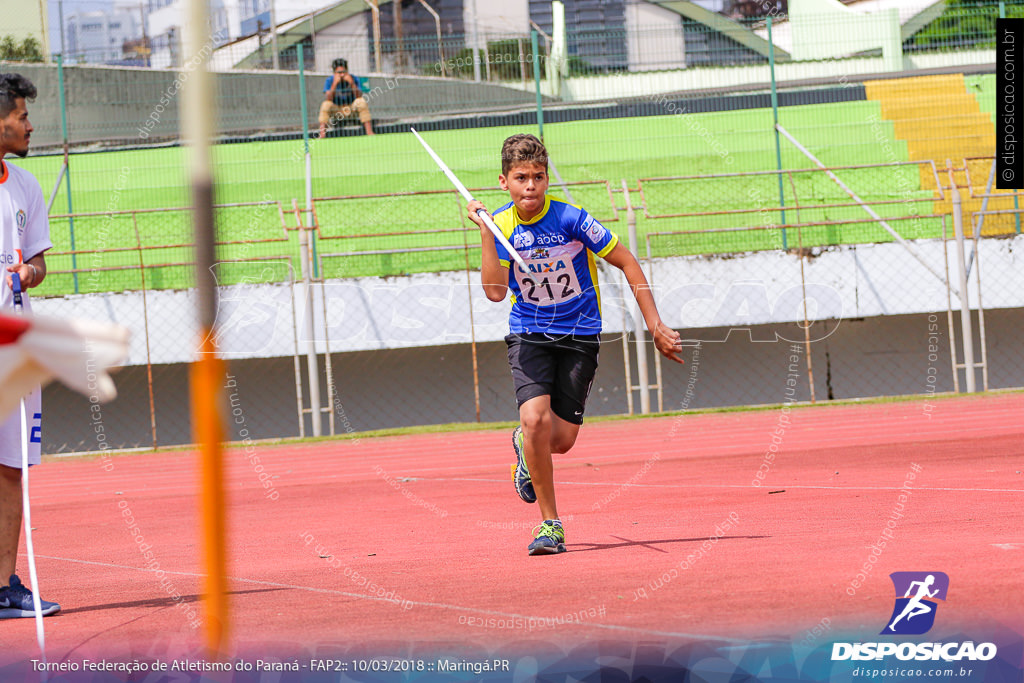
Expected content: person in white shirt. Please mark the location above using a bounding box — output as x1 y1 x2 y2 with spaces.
0 72 59 618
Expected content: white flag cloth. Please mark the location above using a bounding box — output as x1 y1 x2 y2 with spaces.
0 311 130 420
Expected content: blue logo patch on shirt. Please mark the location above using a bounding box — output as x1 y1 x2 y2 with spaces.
513 230 534 249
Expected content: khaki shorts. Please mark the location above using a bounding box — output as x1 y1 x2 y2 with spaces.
318 97 371 126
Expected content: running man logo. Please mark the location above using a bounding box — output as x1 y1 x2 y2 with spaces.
881 572 949 635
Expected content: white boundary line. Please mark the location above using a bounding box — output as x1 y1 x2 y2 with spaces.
26 477 1024 500
432 478 1024 495
27 554 748 644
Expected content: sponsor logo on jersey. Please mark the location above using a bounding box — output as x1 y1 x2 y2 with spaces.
524 260 567 274
513 230 535 249
586 217 607 243
532 233 567 246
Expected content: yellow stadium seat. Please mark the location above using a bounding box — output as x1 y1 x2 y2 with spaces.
865 74 1003 230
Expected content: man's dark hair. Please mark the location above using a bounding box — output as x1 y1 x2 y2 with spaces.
0 73 37 119
501 134 548 176
331 58 348 71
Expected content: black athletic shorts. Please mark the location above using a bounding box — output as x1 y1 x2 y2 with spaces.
505 333 600 425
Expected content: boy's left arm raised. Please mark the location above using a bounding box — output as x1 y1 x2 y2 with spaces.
603 242 685 364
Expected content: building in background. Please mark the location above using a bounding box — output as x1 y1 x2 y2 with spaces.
148 0 331 68
371 0 529 74
66 5 145 64
148 0 233 67
239 0 330 36
528 0 776 73
212 0 531 75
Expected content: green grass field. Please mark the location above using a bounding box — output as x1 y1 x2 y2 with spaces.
14 96 948 296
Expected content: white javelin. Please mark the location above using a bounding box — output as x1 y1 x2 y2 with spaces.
410 128 528 270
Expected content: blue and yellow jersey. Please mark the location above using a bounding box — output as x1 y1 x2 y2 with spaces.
493 195 619 335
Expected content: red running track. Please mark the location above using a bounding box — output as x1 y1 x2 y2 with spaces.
2 392 1022 665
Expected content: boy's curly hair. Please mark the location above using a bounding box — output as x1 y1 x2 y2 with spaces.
0 73 37 119
501 134 548 176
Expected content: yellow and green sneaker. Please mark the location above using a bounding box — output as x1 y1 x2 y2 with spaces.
511 425 536 504
528 519 565 555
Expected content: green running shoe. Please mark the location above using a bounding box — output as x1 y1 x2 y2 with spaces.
511 425 536 504
528 519 565 555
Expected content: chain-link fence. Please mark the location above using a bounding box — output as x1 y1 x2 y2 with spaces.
3 9 1002 235
5 6 1019 452
635 158 1023 415
904 3 1024 54
38 199 301 451
33 152 1024 452
46 3 1017 72
38 2 1021 81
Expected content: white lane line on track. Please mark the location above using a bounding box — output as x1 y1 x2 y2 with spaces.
430 478 1024 494
26 554 750 644
28 476 1024 502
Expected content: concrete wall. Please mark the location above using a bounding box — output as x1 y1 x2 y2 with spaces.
558 50 994 102
474 1 530 40
32 236 1024 366
40 307 1024 454
6 52 995 151
8 50 996 152
313 15 371 75
625 1 686 71
789 1 901 69
33 237 1024 453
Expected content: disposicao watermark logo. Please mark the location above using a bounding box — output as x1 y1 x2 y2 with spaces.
832 571 997 663
881 571 949 635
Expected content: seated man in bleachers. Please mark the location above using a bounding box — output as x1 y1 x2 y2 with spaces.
318 58 374 137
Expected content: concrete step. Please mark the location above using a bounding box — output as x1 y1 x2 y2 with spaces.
892 115 994 139
879 98 981 118
864 74 965 98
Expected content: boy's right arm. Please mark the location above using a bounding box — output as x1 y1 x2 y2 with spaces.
324 74 340 101
467 200 508 302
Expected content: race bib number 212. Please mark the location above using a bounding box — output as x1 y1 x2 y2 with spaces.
513 258 582 307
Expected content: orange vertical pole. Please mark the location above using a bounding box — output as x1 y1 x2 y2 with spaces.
192 333 227 654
